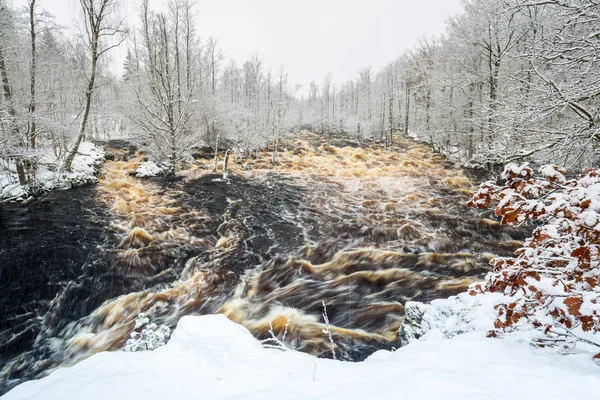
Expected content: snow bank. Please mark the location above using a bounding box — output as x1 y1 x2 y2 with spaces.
0 173 28 201
135 160 166 177
55 142 105 188
3 314 599 400
0 142 105 202
400 291 507 343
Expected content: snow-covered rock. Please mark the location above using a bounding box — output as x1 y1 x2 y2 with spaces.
3 314 599 400
400 291 506 344
0 179 27 201
135 160 167 177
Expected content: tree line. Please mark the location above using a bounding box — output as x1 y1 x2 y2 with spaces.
295 0 600 168
0 0 598 190
0 0 299 184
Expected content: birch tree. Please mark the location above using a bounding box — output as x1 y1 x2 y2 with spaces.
294 0 599 169
28 0 36 149
0 0 27 184
63 0 127 171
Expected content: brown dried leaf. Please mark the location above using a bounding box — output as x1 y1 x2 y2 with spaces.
564 297 582 316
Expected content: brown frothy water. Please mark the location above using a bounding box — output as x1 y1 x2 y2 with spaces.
0 134 528 392
72 135 518 359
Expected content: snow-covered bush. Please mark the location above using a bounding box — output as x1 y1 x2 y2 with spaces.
468 163 600 356
124 313 171 352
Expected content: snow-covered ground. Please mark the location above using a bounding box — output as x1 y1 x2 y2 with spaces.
0 142 104 202
3 313 599 400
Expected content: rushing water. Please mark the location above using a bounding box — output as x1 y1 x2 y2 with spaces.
0 135 528 394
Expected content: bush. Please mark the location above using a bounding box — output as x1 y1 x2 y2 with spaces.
468 163 600 356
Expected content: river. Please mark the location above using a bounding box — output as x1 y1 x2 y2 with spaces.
0 135 528 394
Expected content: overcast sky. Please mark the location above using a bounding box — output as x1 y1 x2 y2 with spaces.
13 0 463 95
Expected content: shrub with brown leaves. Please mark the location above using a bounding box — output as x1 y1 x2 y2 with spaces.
468 163 600 356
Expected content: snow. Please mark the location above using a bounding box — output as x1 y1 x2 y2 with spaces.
135 160 166 177
0 178 27 201
3 314 600 400
400 291 507 342
0 142 105 202
540 164 566 183
56 142 105 187
124 313 171 352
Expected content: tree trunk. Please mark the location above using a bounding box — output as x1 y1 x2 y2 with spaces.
388 93 394 147
64 51 97 171
272 129 279 163
466 83 475 160
64 1 105 172
173 2 182 116
0 28 27 184
426 89 431 144
381 92 386 142
213 133 219 172
404 84 410 136
29 0 36 149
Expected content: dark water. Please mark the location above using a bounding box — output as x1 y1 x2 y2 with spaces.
0 187 110 359
0 140 531 395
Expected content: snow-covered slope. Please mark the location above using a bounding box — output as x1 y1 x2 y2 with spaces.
3 314 599 400
0 142 104 202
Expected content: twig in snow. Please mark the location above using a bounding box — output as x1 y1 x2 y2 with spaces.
261 319 290 351
322 300 337 360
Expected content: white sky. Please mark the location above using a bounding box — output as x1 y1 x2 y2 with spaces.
13 0 463 95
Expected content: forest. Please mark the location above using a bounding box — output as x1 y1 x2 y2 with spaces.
0 0 599 399
0 0 597 189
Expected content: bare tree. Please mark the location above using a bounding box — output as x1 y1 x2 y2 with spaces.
28 0 37 149
0 0 27 184
63 0 127 171
509 0 600 166
133 0 196 172
205 36 224 97
271 67 299 162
